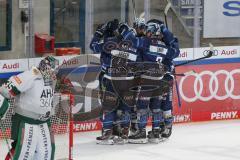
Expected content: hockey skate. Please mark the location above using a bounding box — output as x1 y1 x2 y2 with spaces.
161 125 172 139
129 122 138 136
113 127 129 144
96 129 115 145
147 128 162 143
160 118 173 140
128 128 147 144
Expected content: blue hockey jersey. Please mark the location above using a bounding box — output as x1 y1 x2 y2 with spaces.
90 34 141 78
121 26 180 67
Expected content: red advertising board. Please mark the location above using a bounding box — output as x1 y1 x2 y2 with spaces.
1 56 240 135
173 63 240 123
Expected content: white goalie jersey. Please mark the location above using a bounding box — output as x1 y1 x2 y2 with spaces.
4 67 56 121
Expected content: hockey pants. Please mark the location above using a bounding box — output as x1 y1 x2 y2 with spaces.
99 73 135 130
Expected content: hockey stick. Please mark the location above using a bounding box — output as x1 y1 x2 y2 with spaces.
173 75 181 107
173 70 196 77
172 70 196 107
164 0 172 29
173 44 214 107
0 120 13 160
163 0 179 107
175 43 214 67
90 62 101 66
132 0 137 22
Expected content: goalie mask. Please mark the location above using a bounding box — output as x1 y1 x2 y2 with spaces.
39 55 59 83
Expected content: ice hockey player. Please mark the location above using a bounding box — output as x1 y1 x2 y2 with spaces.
130 17 147 136
90 19 141 144
145 19 179 143
0 55 59 160
133 18 146 37
122 19 179 143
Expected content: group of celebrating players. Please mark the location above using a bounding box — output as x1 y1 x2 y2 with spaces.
0 17 180 159
90 17 180 144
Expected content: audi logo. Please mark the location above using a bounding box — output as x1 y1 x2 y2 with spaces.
179 69 240 102
203 49 218 56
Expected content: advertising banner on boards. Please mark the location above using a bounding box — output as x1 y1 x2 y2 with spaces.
174 62 240 122
203 0 240 38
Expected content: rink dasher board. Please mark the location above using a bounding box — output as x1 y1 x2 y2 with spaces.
0 46 240 134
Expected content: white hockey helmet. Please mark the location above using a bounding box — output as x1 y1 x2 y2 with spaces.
133 18 146 30
146 19 163 36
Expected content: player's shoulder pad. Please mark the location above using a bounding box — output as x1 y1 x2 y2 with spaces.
12 66 41 84
9 66 41 92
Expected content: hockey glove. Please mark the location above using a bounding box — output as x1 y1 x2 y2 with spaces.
104 19 119 38
146 19 164 35
106 19 119 32
94 23 107 38
118 23 130 35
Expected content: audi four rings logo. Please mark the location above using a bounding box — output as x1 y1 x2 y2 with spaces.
203 49 218 56
179 69 240 102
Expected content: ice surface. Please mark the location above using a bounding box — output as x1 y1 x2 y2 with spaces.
1 120 240 160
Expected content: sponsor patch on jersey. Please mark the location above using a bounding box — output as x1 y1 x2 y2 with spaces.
111 50 137 61
149 45 167 55
13 76 22 85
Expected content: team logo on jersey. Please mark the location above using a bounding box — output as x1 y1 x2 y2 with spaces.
40 89 54 108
